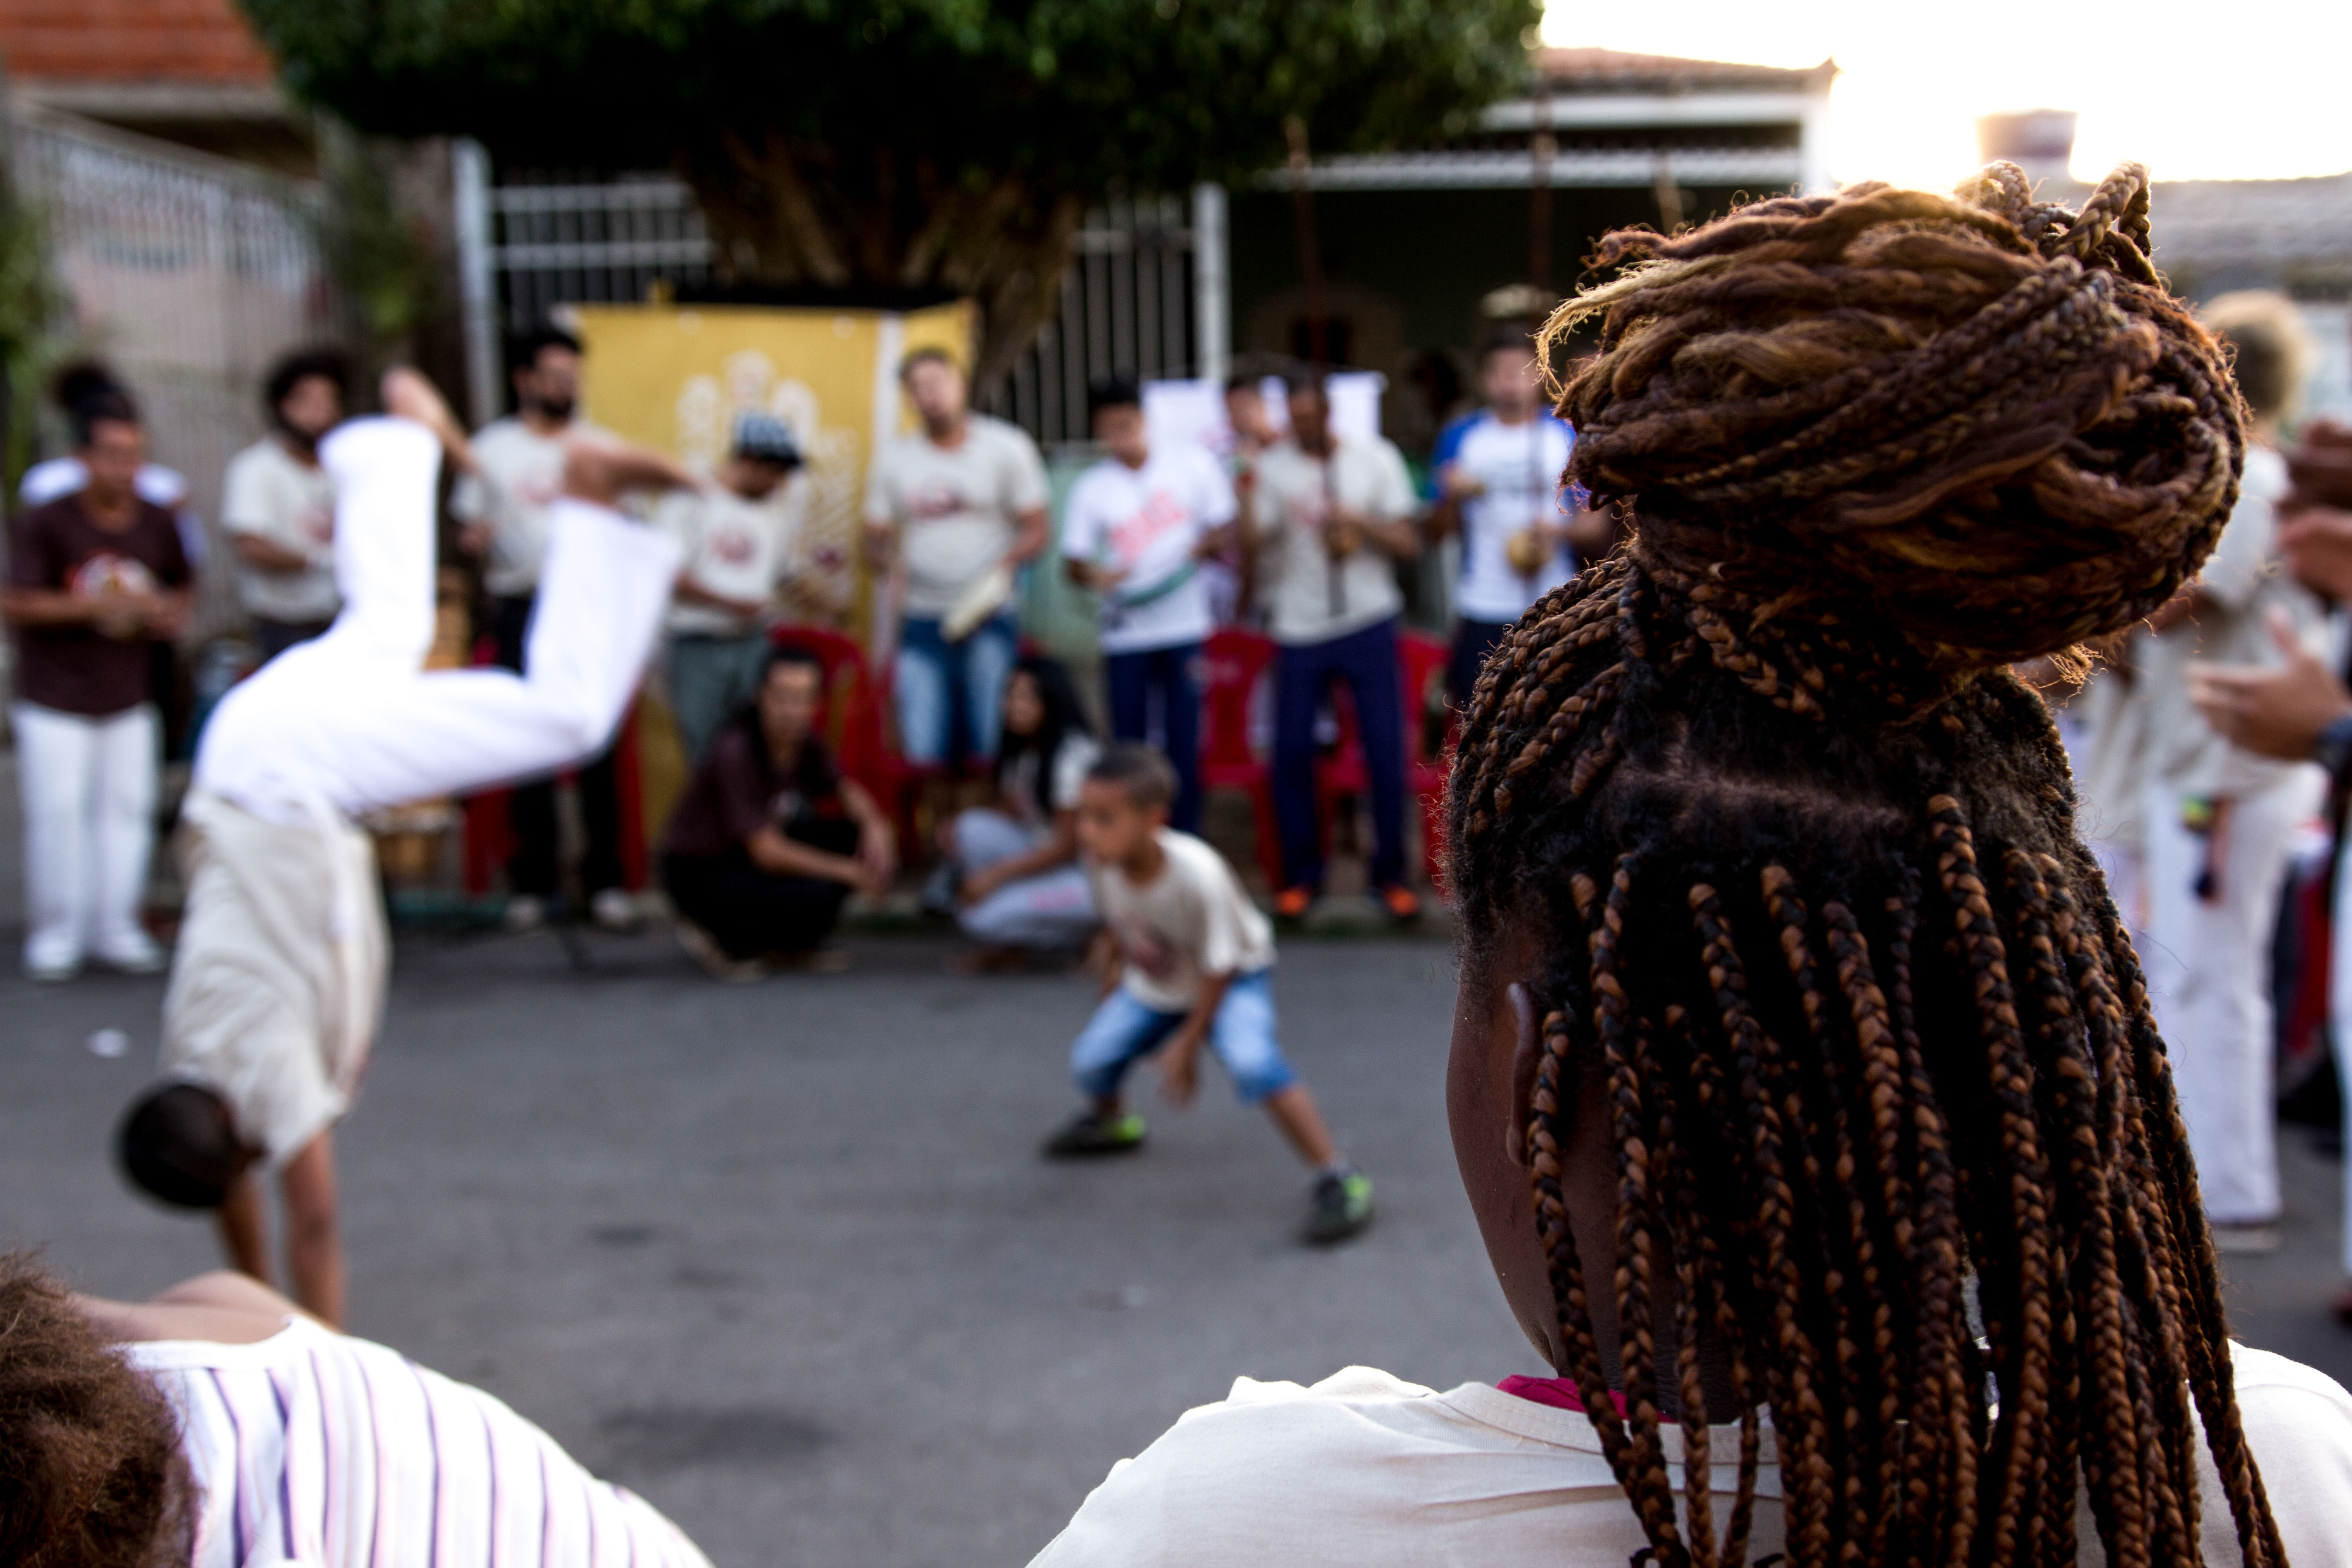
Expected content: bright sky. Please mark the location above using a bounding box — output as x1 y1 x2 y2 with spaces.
1540 0 2352 186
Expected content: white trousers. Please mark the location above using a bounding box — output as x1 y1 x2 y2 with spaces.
193 418 681 819
2141 768 2323 1225
2333 843 2352 1276
13 699 159 969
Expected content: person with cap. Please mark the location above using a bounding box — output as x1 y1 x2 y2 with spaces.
656 411 812 762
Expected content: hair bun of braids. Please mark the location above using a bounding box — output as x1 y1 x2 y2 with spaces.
1548 161 2244 674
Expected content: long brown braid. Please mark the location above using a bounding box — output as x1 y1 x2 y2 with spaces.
1448 163 2284 1566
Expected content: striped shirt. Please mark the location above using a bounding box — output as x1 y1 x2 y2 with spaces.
127 1318 713 1568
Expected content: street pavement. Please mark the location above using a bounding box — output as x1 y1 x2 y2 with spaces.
3 794 2350 1566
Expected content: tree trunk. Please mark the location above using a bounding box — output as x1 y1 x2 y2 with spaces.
677 133 1083 390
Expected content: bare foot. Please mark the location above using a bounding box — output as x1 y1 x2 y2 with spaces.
379 368 477 474
561 436 700 506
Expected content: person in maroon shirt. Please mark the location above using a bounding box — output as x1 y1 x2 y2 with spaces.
2 390 191 979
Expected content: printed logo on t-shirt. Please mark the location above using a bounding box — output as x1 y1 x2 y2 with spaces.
1106 489 1190 565
298 502 335 546
710 526 755 566
68 553 160 599
905 481 973 522
1114 918 1179 980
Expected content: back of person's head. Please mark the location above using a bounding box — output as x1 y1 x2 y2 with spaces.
115 1083 249 1211
264 348 351 416
1087 742 1177 813
1450 162 2281 1564
0 1253 189 1568
2201 290 2314 426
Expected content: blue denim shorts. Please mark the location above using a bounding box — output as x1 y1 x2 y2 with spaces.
1068 969 1296 1105
894 611 1019 768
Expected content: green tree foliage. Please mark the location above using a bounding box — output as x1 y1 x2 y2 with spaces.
237 0 1537 377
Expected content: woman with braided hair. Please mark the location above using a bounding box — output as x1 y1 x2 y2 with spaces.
1028 163 2352 1568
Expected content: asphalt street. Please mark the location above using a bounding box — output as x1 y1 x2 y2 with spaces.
3 784 2350 1567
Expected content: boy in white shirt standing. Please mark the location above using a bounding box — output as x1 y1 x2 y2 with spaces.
1045 742 1373 1245
657 412 808 761
1060 377 1236 833
452 325 635 932
1247 378 1424 923
222 348 348 661
863 348 1050 777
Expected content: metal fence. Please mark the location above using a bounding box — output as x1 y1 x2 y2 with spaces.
7 104 333 637
473 171 1200 446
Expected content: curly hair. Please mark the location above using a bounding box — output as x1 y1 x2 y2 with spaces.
1449 163 2279 1567
0 1255 189 1568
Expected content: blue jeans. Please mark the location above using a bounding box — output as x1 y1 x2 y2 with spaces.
1069 970 1296 1105
1105 642 1203 834
895 611 1019 769
1274 617 1405 892
668 632 769 763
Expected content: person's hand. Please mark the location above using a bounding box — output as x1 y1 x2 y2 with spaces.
857 820 898 894
1324 509 1364 559
2187 606 2352 762
1156 1037 1200 1107
139 593 187 641
958 863 1004 908
2280 507 2352 601
88 586 143 639
1440 464 1484 501
457 520 495 559
2288 419 2352 510
1078 559 1130 594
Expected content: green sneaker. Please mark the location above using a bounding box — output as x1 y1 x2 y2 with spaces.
1305 1170 1375 1245
1043 1109 1148 1158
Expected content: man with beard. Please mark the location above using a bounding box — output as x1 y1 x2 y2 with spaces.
223 348 350 661
453 325 638 932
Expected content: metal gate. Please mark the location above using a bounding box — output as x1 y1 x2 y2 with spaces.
460 159 1217 447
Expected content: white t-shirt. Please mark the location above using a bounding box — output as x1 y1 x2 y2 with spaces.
1090 828 1274 1012
1251 436 1418 646
657 477 807 637
129 1316 714 1568
1440 410 1576 623
1031 1348 2352 1568
863 414 1050 617
1002 731 1102 827
222 435 340 623
451 416 608 598
1059 446 1236 654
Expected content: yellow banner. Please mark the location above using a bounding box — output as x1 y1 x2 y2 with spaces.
568 299 976 635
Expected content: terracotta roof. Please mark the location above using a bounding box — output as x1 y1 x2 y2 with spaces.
1534 46 1836 95
0 0 278 86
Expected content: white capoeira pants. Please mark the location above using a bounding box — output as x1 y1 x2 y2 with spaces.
195 418 680 818
165 417 679 1159
2141 767 2324 1225
14 698 159 970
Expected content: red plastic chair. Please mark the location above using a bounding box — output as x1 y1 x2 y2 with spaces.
1396 630 1453 892
1198 628 1285 890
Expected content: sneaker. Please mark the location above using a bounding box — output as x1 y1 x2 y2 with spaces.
1372 884 1422 924
25 953 80 983
1273 886 1316 921
675 919 770 983
95 936 167 975
1305 1170 1375 1245
590 887 640 932
2210 1221 2282 1255
503 894 548 933
918 862 960 918
1043 1109 1148 1158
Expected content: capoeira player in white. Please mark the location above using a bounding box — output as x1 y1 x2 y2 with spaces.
118 370 690 1325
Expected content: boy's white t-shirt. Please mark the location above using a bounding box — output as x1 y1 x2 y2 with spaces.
1059 445 1236 654
451 415 609 598
222 435 341 623
863 414 1050 617
1029 1348 2352 1568
1444 411 1577 623
1250 435 1418 646
656 477 808 636
1090 828 1273 1012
